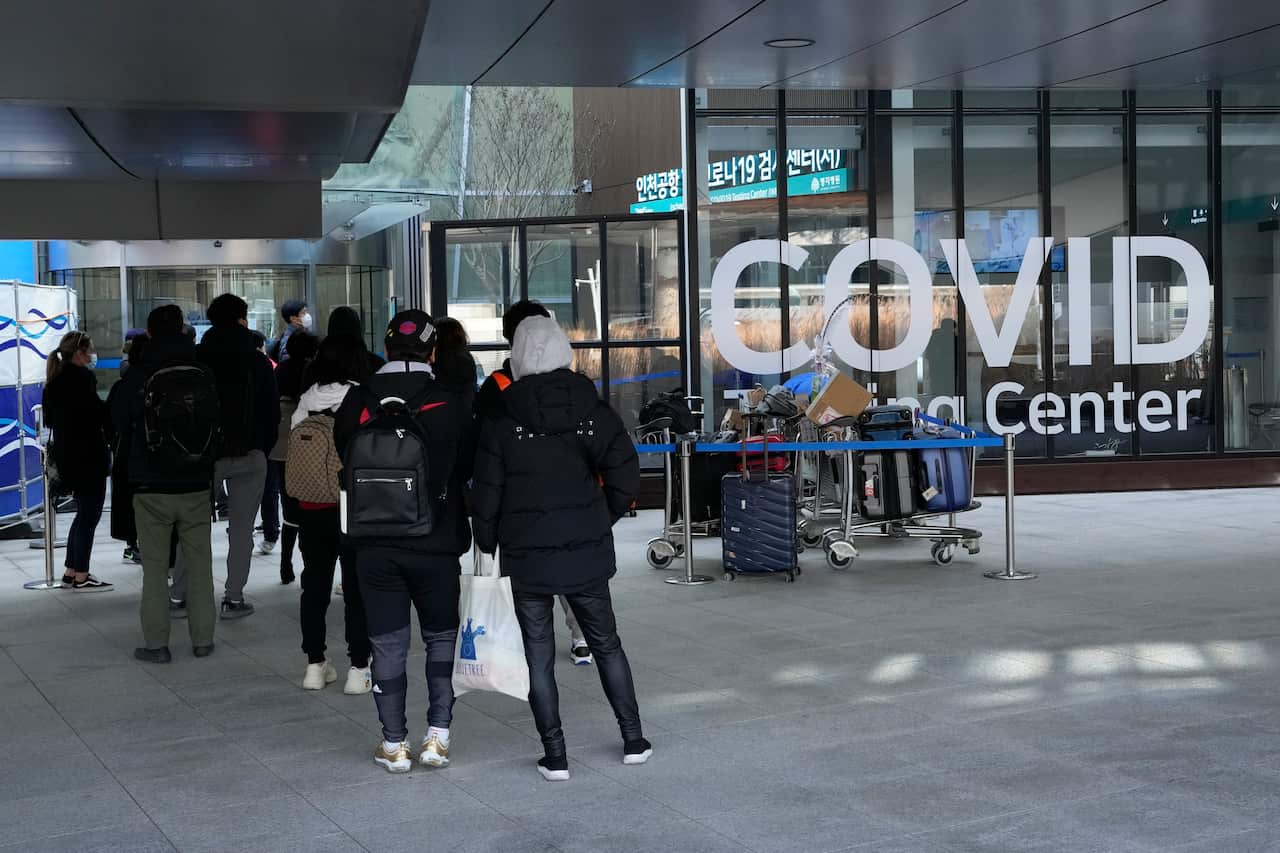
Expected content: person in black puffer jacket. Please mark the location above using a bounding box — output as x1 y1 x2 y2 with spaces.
470 315 648 782
42 331 112 591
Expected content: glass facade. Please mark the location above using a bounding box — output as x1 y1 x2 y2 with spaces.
692 89 1280 461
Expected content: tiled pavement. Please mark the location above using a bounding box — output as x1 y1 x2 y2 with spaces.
2 489 1279 851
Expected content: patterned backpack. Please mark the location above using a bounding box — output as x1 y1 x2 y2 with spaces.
285 412 342 504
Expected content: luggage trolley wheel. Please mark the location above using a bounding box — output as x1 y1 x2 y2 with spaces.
826 538 858 571
930 542 957 566
646 539 677 570
800 526 824 549
723 571 736 582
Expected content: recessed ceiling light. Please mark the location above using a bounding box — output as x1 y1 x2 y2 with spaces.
764 38 814 49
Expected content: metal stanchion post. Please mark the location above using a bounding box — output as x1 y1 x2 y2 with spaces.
24 446 62 590
665 437 713 586
984 433 1035 580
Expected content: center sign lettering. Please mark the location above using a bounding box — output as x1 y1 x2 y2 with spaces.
711 236 1211 436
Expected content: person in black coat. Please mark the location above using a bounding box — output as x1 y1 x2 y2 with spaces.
470 315 648 781
107 331 148 563
42 331 112 591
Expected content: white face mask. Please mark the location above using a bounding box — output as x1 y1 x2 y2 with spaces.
300 312 314 330
88 353 98 369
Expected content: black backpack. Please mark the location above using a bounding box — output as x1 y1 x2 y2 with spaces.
341 386 436 538
639 387 698 434
142 362 222 476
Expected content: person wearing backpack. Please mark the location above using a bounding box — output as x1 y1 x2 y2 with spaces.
114 305 221 663
176 293 279 620
332 310 474 774
474 300 594 667
470 316 649 781
287 335 371 695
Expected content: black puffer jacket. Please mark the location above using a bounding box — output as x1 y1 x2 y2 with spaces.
471 368 640 595
42 363 110 494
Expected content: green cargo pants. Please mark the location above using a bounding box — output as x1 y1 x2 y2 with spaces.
134 491 215 650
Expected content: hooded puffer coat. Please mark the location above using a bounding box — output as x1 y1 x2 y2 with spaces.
470 317 640 594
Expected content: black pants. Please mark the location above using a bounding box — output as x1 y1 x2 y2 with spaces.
357 548 460 742
260 460 280 543
514 583 643 757
297 507 369 668
65 486 106 573
278 462 299 572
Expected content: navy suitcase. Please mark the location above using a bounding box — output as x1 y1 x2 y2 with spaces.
913 426 972 513
721 472 797 580
857 405 915 441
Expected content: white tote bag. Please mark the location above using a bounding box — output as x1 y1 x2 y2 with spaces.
453 549 530 700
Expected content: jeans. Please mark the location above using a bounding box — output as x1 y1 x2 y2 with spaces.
65 487 106 573
172 451 266 603
515 584 643 757
135 492 215 649
260 459 281 543
357 549 460 742
298 507 369 668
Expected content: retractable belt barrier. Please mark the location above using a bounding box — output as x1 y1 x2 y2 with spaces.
634 415 1034 585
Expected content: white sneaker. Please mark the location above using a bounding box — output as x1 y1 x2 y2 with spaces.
570 641 593 666
302 661 337 690
374 741 413 774
258 539 276 555
334 583 343 597
344 666 372 695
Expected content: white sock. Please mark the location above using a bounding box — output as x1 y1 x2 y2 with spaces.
426 726 450 747
383 739 403 754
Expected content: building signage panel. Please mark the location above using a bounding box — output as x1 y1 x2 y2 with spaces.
710 236 1212 437
630 150 850 213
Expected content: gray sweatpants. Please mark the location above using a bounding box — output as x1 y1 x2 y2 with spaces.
559 596 585 644
172 451 267 603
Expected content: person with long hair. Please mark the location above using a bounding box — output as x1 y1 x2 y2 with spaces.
288 334 371 694
42 331 112 591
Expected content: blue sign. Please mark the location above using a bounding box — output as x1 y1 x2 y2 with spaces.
0 242 34 282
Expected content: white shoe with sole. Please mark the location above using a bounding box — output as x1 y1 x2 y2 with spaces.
344 666 372 695
257 539 276 555
419 734 450 768
302 661 337 690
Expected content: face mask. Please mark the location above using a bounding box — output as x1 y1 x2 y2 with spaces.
88 353 98 369
300 313 314 330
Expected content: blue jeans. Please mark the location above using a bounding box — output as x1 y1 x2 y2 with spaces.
65 487 106 574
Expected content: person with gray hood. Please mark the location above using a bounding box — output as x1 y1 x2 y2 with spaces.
470 315 649 781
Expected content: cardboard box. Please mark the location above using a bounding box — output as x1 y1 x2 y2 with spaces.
806 373 874 426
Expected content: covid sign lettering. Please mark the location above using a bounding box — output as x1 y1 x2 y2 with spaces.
709 236 1211 436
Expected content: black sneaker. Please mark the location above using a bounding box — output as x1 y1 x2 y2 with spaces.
71 575 113 593
220 599 255 620
623 738 653 766
537 755 570 782
169 599 187 619
280 564 295 585
122 547 142 565
134 647 172 664
193 644 215 658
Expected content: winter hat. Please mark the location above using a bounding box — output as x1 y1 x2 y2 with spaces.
281 299 307 322
384 309 436 358
511 316 572 380
501 300 551 343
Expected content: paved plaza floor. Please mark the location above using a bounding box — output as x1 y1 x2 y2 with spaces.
2 488 1279 852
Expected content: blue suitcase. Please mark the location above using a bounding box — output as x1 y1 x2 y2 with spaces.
721 472 797 581
912 426 972 513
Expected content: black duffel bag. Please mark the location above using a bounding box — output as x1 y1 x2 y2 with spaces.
639 387 698 435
